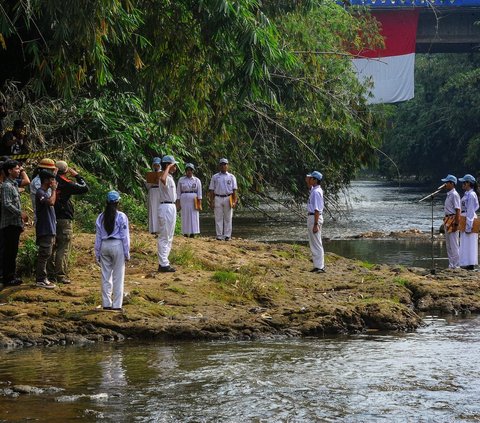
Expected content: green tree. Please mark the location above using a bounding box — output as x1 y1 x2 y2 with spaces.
380 54 480 181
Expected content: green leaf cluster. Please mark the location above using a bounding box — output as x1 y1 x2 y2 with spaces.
1 0 385 201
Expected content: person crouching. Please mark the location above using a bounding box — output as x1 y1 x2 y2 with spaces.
95 191 130 311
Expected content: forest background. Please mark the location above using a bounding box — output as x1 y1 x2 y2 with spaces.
1 0 479 231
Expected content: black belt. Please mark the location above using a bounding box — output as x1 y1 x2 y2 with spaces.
215 194 231 197
182 191 197 194
308 212 322 215
151 185 159 188
160 201 174 204
445 214 455 217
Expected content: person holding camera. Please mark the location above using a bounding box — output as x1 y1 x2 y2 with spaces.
35 170 58 289
49 160 89 284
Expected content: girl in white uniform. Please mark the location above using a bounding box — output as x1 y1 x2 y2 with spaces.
458 174 479 270
176 163 202 237
95 191 130 311
146 157 161 234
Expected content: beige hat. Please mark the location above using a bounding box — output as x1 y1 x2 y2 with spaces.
38 158 56 170
55 160 69 173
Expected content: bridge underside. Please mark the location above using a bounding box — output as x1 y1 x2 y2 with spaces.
416 9 480 53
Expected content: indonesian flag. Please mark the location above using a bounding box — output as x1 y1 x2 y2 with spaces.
352 10 419 104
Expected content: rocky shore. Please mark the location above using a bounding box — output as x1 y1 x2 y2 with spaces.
1 230 479 348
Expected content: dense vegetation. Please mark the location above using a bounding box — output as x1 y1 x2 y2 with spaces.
0 0 384 204
380 53 480 182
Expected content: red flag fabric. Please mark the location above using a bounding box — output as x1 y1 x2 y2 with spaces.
352 10 420 104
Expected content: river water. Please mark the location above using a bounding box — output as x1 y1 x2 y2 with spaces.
2 180 479 422
1 316 480 422
203 180 450 268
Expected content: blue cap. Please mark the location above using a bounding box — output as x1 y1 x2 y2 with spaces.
219 158 229 164
458 174 476 184
107 190 121 203
152 157 161 165
185 163 195 170
307 171 323 181
441 174 457 184
162 155 177 164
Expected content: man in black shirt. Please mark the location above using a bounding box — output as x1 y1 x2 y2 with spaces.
0 120 28 157
49 160 89 284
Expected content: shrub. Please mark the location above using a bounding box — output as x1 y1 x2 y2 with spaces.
17 237 38 277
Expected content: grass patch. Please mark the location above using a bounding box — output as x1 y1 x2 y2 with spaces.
212 271 238 284
393 277 409 287
17 237 38 277
170 246 195 266
359 261 376 270
166 285 187 295
84 291 101 306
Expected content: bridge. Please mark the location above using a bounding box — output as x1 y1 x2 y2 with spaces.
349 0 480 53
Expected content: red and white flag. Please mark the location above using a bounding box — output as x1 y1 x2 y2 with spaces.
352 10 419 104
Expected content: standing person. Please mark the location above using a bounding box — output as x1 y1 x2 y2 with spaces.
146 157 161 235
29 158 57 214
157 155 178 272
306 171 325 273
458 174 479 270
208 158 238 241
35 170 58 289
0 160 28 286
50 160 89 284
95 191 130 311
0 120 28 156
176 163 202 237
0 101 7 135
441 175 461 269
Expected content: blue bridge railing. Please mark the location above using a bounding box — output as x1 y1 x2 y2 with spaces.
347 0 480 7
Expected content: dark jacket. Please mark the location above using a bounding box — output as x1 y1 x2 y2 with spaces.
54 173 89 220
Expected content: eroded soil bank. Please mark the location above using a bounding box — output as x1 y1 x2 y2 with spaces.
1 230 479 347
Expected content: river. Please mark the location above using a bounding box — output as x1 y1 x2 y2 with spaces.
1 316 480 421
1 180 479 422
203 180 451 268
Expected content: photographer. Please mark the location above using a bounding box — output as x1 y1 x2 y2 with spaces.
50 160 89 284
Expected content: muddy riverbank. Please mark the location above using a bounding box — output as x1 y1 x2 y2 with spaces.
1 230 479 348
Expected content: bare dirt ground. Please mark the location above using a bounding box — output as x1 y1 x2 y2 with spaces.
1 228 479 347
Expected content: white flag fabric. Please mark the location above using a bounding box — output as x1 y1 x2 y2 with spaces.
352 10 419 104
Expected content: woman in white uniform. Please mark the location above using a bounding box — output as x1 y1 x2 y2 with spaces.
95 191 130 311
458 174 479 270
176 163 202 237
146 157 161 234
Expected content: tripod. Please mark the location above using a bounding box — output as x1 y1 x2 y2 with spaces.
419 186 444 274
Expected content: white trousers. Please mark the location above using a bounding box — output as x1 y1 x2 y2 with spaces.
307 214 324 269
157 203 176 266
445 231 460 268
180 193 200 235
214 196 233 239
100 239 125 309
148 188 160 233
459 232 478 267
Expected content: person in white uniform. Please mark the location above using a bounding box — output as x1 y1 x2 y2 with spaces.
306 171 325 273
458 174 479 270
157 155 177 272
176 163 202 237
441 174 461 269
95 191 130 311
208 158 238 241
146 157 161 234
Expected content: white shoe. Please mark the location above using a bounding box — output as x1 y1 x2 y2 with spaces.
36 279 56 289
